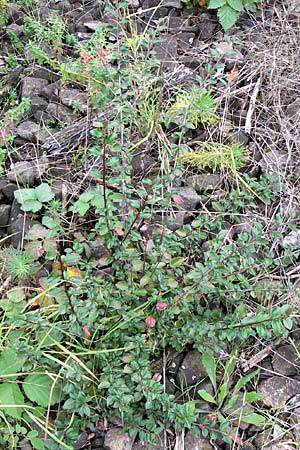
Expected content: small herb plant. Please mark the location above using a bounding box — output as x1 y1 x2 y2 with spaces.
208 0 261 30
14 183 55 212
180 141 248 172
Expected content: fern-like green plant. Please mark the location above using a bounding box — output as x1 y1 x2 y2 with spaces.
166 87 217 129
180 141 248 172
1 248 37 282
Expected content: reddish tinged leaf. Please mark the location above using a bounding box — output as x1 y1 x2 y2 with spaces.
145 315 156 327
98 256 109 266
172 194 184 204
83 326 91 338
226 428 243 445
156 302 168 311
197 293 203 299
115 226 124 236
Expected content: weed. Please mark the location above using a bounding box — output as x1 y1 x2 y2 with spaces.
207 0 261 30
1 248 37 282
180 141 248 172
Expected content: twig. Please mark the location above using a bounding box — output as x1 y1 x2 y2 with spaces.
245 77 261 135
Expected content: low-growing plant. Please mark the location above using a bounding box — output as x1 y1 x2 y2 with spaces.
207 0 261 30
180 141 248 172
14 183 55 213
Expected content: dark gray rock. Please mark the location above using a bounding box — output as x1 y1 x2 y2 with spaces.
187 174 223 193
7 217 40 248
21 77 48 100
133 434 164 450
104 428 134 450
0 180 18 201
162 0 182 8
46 103 77 125
177 32 195 52
131 152 157 177
177 350 207 387
7 3 24 24
31 96 48 114
0 205 11 227
184 430 213 450
6 23 22 36
41 81 61 101
259 150 289 174
74 432 89 450
24 66 60 82
53 0 72 13
272 345 299 376
7 157 49 186
15 121 40 141
152 36 178 70
60 88 88 113
258 376 300 408
173 186 202 211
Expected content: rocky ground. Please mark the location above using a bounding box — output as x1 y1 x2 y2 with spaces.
1 0 300 449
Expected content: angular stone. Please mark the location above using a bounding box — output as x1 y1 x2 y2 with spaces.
60 88 88 113
258 376 300 408
15 121 40 141
6 23 22 36
272 345 299 377
173 186 202 211
177 32 195 52
21 77 48 100
7 217 40 248
282 230 300 247
162 0 182 8
177 350 207 387
187 174 223 193
30 96 48 114
0 181 18 202
259 150 289 174
185 430 213 450
7 157 49 186
83 20 102 31
152 36 178 70
104 428 134 450
0 205 11 227
46 103 76 125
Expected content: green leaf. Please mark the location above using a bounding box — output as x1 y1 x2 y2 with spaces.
35 183 54 203
233 369 259 394
245 391 263 402
170 257 184 267
202 352 217 391
0 382 25 419
227 0 243 11
14 188 36 204
198 389 216 404
116 281 128 291
72 200 90 216
0 348 25 379
224 393 239 410
241 412 265 425
217 383 227 403
208 0 226 8
21 199 43 212
217 5 239 30
23 373 61 407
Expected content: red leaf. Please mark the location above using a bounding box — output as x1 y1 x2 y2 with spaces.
156 302 168 311
115 226 124 236
83 326 91 338
172 194 184 204
145 315 156 327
